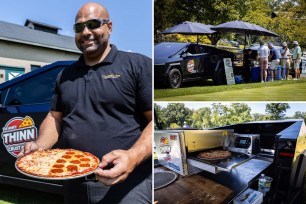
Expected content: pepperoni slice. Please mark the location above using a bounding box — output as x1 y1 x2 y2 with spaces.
66 151 75 155
80 158 90 162
62 155 72 159
70 160 81 164
56 159 66 163
75 154 84 158
67 165 78 172
51 168 63 173
53 164 65 168
80 163 90 167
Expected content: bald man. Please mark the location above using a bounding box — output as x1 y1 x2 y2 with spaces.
18 2 152 204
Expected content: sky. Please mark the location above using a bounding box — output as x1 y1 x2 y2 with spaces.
0 0 152 57
156 102 306 117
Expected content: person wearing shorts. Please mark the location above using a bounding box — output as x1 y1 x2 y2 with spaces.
292 41 302 80
280 42 291 80
268 42 280 81
257 41 269 82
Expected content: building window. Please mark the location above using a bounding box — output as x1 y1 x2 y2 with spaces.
31 65 41 71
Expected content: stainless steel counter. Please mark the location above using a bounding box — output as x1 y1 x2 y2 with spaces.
198 156 273 202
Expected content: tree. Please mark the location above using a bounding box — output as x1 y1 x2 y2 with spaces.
154 104 164 130
162 103 193 128
229 103 253 123
191 107 212 129
210 103 229 127
154 0 306 47
292 111 306 123
206 103 254 127
265 103 290 120
252 113 269 121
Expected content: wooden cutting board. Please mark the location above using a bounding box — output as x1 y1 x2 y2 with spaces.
154 169 234 204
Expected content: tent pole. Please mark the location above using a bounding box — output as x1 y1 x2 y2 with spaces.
244 32 247 50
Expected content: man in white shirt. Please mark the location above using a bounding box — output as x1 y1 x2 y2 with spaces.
280 42 291 80
257 41 269 82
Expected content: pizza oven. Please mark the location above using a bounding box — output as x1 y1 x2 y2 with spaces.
154 119 306 203
154 129 259 175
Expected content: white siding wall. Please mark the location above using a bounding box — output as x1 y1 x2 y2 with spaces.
0 40 81 83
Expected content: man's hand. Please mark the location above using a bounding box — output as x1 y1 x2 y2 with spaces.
94 111 152 186
94 149 137 186
16 142 40 158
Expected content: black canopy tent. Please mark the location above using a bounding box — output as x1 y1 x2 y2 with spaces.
161 21 216 43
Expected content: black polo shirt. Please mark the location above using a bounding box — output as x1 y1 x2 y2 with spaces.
50 44 152 160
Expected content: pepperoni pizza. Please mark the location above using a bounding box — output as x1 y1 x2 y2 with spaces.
16 149 100 178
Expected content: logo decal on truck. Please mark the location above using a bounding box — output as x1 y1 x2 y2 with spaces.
187 60 195 73
1 116 37 157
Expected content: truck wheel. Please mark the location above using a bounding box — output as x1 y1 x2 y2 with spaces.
213 67 226 85
168 68 182 88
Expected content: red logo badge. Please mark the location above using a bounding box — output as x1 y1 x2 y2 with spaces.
1 116 37 157
187 60 195 73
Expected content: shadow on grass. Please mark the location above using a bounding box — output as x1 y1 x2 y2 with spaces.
154 79 215 89
0 184 64 204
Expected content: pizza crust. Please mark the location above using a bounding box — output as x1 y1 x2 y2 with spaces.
16 149 100 178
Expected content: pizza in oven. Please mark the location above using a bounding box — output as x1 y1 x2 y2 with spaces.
16 149 100 178
198 150 232 160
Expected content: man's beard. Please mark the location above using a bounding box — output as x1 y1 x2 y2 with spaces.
78 34 110 56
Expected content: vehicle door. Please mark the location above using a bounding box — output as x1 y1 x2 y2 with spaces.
180 44 209 79
0 65 66 178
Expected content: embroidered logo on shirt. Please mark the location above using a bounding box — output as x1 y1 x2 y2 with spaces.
101 74 121 79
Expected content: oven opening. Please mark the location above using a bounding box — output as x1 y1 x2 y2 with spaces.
186 147 253 173
259 133 276 157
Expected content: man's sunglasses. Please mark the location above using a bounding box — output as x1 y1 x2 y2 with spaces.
73 19 109 33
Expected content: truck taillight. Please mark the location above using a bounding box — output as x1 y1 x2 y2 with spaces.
279 152 294 157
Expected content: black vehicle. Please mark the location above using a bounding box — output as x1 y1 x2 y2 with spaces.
154 42 240 88
0 60 74 194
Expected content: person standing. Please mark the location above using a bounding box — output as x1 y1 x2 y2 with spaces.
280 42 291 80
257 41 269 82
243 49 254 82
292 41 302 80
18 2 152 204
183 121 190 128
268 42 280 81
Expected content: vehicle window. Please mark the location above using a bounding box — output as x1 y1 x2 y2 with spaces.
197 46 209 54
4 66 65 106
154 43 187 58
186 45 197 54
0 89 8 106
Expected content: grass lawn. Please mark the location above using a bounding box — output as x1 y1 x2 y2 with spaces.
0 184 64 204
304 173 306 204
155 78 306 101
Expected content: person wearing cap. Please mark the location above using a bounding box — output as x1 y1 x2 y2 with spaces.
257 41 269 82
292 41 302 80
280 42 291 80
268 42 280 81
